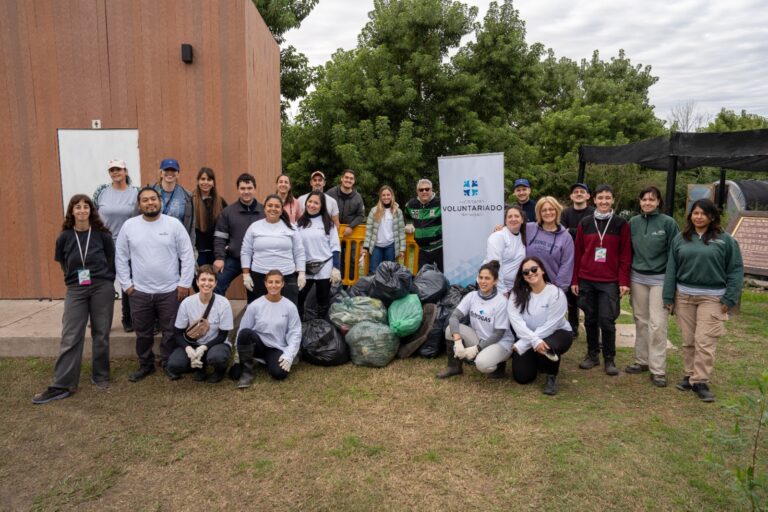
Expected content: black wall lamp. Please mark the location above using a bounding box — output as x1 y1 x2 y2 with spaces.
181 44 193 64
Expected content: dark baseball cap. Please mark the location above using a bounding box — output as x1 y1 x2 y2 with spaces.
570 182 590 193
160 158 180 171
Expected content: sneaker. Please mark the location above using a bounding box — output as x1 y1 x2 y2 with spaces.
487 361 506 379
625 363 649 374
128 365 156 382
542 350 559 363
122 320 134 333
193 370 207 382
650 374 667 387
676 376 692 391
579 354 600 370
692 383 715 402
164 366 181 381
91 379 109 390
604 359 619 376
32 387 72 404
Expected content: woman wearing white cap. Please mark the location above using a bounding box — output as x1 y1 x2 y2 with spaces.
93 159 138 332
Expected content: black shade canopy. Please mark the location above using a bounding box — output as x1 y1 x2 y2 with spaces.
578 129 768 213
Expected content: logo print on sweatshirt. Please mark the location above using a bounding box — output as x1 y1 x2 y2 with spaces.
463 178 479 197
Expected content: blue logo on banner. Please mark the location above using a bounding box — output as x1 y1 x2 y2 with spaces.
463 179 479 197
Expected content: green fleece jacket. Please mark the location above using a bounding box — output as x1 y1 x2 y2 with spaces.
629 210 679 274
663 232 744 307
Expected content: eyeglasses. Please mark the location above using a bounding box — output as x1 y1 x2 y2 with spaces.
418 188 431 192
522 266 539 276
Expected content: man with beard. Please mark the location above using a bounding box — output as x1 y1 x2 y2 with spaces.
116 187 195 381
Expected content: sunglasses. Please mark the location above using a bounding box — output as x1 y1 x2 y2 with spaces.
418 188 431 192
522 266 539 276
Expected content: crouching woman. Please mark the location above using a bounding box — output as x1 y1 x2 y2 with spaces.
236 270 302 387
436 261 514 379
508 257 573 395
167 265 234 383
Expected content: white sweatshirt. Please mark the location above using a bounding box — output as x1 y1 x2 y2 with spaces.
298 216 340 280
240 219 306 275
116 214 195 293
485 228 525 294
507 283 571 354
237 296 302 363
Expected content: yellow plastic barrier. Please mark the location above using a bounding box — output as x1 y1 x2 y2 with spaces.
338 224 419 286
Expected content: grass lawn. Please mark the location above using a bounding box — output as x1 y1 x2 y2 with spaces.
1 288 766 511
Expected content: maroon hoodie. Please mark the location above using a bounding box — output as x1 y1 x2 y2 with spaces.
572 213 632 287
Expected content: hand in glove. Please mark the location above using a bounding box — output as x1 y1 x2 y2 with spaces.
463 345 479 361
278 355 292 373
195 345 208 358
330 268 342 287
243 273 254 292
297 271 306 291
453 339 466 359
190 353 204 369
185 346 196 360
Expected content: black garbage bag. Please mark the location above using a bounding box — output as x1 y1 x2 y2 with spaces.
348 275 375 297
440 284 466 310
418 304 450 358
301 319 349 366
370 261 414 306
345 321 399 367
414 263 449 304
302 281 342 321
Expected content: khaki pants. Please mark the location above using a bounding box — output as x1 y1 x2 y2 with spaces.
674 292 728 384
444 325 512 374
630 282 668 375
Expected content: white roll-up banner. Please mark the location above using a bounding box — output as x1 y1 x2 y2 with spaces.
438 153 505 286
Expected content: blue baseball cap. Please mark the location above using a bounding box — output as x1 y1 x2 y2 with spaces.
570 182 590 193
513 178 531 189
160 158 180 171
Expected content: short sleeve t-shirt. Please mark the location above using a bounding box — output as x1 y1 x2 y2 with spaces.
456 291 515 350
175 293 234 346
96 186 138 240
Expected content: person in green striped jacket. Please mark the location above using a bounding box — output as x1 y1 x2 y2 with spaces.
405 178 443 272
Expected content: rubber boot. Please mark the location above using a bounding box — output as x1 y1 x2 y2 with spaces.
487 361 506 379
543 374 558 395
237 344 255 389
436 342 463 379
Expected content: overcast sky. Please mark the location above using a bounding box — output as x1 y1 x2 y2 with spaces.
285 0 768 126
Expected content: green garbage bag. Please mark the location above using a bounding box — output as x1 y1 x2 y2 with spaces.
329 295 387 330
345 321 399 367
387 294 423 337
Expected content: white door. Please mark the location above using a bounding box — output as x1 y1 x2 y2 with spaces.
57 129 141 215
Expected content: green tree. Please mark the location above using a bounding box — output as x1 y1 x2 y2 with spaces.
704 108 768 132
253 0 319 116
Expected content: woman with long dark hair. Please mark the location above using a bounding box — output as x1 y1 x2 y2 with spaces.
485 204 527 296
192 167 227 266
626 186 679 387
241 194 306 305
296 191 341 319
276 173 302 223
235 270 302 387
362 185 406 274
93 159 138 332
663 198 743 402
436 261 514 380
33 195 116 404
508 256 573 395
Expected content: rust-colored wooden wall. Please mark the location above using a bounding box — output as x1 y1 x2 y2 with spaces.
0 0 281 298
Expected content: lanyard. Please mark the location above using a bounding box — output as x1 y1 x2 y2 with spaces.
162 186 178 215
593 214 613 248
75 228 92 267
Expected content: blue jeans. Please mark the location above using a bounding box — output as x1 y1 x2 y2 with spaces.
214 256 242 296
369 243 395 275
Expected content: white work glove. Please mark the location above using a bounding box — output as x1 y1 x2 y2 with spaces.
330 268 342 286
195 345 208 357
464 345 479 361
297 271 306 291
243 273 254 292
405 224 415 234
453 339 466 359
190 354 203 369
185 346 196 360
278 355 292 373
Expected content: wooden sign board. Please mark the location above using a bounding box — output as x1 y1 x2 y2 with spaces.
727 211 768 277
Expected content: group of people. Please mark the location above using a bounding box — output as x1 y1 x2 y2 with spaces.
32 161 744 405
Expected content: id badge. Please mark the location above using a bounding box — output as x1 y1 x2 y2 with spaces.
594 247 607 263
77 268 92 286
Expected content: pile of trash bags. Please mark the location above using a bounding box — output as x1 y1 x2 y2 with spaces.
300 261 469 367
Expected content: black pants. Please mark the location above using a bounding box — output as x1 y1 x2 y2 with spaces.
298 278 331 320
566 289 580 334
237 329 289 380
512 329 573 383
129 289 180 367
418 248 443 272
167 344 231 374
248 271 299 306
579 279 620 359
